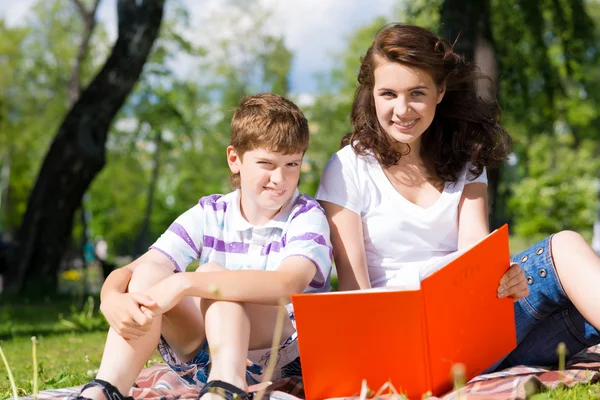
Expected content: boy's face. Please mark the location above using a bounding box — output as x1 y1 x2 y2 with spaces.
227 146 304 225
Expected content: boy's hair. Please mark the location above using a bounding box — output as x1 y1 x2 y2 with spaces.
229 93 309 188
344 23 512 183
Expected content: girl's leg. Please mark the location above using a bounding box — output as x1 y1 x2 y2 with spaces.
80 263 206 400
550 230 600 329
494 232 600 369
496 304 599 369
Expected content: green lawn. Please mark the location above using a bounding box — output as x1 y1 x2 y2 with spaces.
1 331 106 399
1 288 599 399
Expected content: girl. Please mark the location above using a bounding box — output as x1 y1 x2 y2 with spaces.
316 23 600 369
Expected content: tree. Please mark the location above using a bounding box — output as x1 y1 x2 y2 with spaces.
6 0 166 294
440 0 505 228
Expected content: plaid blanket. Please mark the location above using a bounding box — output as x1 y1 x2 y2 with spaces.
23 345 600 400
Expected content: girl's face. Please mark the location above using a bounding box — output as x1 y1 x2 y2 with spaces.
372 59 445 152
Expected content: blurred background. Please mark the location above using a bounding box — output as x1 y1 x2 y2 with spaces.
0 0 599 298
0 0 600 396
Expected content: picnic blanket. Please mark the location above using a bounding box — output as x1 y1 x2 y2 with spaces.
23 344 600 400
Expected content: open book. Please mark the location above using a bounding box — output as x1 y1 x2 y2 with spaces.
291 225 516 400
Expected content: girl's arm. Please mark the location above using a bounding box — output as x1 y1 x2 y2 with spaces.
458 181 529 300
319 201 371 291
143 257 318 314
457 182 490 250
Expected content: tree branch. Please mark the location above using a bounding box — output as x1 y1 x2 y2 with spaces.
68 0 102 106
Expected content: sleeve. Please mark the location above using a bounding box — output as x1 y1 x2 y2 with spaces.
280 200 333 290
465 164 488 185
315 149 363 215
150 204 205 272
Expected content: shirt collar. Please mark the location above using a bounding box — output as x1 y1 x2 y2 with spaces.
227 189 300 231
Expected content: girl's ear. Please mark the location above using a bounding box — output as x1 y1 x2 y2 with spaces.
436 84 446 104
227 146 241 174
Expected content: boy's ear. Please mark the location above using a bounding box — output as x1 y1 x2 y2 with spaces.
227 145 241 174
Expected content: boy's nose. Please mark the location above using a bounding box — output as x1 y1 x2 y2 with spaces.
271 168 285 183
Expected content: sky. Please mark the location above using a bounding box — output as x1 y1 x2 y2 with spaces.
0 0 398 95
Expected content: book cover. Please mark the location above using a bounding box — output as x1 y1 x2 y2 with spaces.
291 225 516 400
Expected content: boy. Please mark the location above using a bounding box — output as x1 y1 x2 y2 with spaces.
77 93 332 400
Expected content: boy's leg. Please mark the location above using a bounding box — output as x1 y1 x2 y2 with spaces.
80 263 206 400
199 267 295 399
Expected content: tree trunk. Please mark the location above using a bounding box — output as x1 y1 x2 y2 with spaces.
5 0 165 295
441 0 505 228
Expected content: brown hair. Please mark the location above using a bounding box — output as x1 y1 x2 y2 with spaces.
229 93 309 188
344 23 511 183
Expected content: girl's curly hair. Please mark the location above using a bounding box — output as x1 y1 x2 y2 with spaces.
342 23 511 183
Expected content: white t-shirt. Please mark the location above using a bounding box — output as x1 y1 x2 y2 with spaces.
315 145 487 288
151 189 333 293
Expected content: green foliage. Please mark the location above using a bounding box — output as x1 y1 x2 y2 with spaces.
0 331 107 399
0 0 108 232
304 17 390 195
509 135 599 240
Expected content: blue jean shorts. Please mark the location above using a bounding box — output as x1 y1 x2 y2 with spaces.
493 234 600 369
157 312 302 387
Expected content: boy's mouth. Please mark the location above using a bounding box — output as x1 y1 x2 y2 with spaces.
263 187 285 196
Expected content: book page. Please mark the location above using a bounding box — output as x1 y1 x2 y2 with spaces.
420 225 516 395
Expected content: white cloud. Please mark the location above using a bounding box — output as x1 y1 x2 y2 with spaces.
0 0 36 27
1 0 399 93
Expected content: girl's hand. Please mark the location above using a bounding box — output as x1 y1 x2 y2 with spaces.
497 262 530 300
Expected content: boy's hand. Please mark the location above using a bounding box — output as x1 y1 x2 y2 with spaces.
100 292 156 340
497 262 529 300
143 274 186 316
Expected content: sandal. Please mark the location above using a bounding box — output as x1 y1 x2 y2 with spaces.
74 378 134 400
197 380 254 400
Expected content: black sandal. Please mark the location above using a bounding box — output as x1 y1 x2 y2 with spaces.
197 380 254 400
74 378 134 400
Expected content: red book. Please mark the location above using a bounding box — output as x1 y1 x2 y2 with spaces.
291 225 516 400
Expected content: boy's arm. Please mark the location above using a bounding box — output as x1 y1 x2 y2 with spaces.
144 257 317 314
319 201 371 291
99 250 174 339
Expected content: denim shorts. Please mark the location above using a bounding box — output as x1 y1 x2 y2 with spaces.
493 234 600 369
157 311 302 386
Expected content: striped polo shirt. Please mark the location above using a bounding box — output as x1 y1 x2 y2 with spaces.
151 189 332 293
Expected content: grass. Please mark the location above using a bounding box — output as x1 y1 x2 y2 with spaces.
1 274 600 399
0 331 106 399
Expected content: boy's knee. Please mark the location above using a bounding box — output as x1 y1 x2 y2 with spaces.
195 262 227 273
129 262 173 292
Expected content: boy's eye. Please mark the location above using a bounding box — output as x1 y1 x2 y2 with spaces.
258 161 272 166
287 162 300 167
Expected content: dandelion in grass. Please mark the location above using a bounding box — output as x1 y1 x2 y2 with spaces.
255 298 287 400
31 336 39 399
451 363 466 390
556 342 567 371
0 343 19 400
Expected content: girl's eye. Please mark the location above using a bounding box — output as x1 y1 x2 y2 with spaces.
381 91 395 97
412 91 425 96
